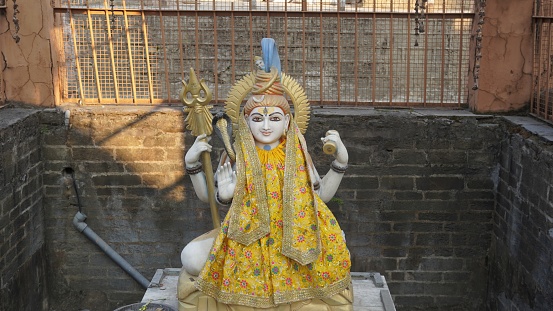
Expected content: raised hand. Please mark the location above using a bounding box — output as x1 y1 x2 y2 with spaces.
216 162 236 202
185 134 212 166
321 130 348 165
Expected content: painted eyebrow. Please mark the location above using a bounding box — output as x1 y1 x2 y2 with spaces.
250 112 283 117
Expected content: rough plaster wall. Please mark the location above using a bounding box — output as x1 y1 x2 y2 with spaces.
0 0 55 107
469 0 534 113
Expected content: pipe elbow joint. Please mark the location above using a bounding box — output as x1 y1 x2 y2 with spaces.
73 211 88 232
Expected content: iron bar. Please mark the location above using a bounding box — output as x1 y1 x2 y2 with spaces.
388 10 393 106
67 0 85 104
337 13 341 104
177 0 184 82
55 0 474 107
86 2 103 102
440 0 446 106
104 0 120 103
545 20 552 120
140 0 155 104
55 7 471 19
122 0 138 103
158 0 171 103
406 0 411 105
371 0 377 104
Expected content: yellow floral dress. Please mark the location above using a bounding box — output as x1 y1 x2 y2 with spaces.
195 136 351 308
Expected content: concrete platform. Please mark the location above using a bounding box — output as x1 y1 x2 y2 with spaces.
142 269 396 311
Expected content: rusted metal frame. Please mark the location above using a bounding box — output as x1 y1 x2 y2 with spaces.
312 100 426 106
337 10 341 105
51 9 65 106
140 0 155 104
388 10 393 106
122 0 138 103
302 11 306 92
539 19 548 119
371 0 377 104
540 21 553 121
177 0 184 82
456 6 464 106
103 0 120 103
213 10 219 102
354 11 359 105
284 1 289 73
319 10 324 103
248 3 254 72
158 0 172 103
439 0 446 106
406 0 411 105
231 3 236 84
85 2 104 103
531 17 542 118
266 0 271 37
423 11 429 106
195 0 200 71
67 1 85 104
54 7 470 19
530 17 537 116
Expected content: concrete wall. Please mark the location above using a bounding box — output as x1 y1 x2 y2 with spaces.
0 0 56 107
487 121 553 310
3 107 553 311
37 107 502 311
0 109 48 311
468 0 534 113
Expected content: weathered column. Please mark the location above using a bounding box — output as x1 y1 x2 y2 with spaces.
0 0 56 107
468 0 534 113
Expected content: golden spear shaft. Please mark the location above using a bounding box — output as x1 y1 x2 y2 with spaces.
181 68 220 228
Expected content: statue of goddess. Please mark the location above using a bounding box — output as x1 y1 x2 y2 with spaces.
179 38 352 310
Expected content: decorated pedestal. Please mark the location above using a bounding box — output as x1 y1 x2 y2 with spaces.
142 269 396 311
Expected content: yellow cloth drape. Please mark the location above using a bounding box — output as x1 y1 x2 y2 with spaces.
195 116 351 308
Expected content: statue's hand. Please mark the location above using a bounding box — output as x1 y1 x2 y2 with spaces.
216 162 236 201
321 130 348 165
185 134 212 166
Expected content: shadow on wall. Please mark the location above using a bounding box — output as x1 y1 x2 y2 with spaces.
41 106 221 310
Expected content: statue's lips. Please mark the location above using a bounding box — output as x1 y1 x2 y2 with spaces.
261 131 272 136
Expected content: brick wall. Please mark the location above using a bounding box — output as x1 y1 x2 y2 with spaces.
307 112 502 311
2 106 550 311
41 107 203 309
39 107 503 310
0 109 47 311
488 124 553 310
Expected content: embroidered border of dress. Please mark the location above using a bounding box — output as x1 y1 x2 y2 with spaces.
281 122 321 265
195 273 351 308
227 115 271 245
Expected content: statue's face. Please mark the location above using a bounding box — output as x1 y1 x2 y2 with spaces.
247 106 290 149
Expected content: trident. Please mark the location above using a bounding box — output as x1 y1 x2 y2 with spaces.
180 68 220 228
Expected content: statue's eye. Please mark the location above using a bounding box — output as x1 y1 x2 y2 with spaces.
270 116 281 122
251 116 263 122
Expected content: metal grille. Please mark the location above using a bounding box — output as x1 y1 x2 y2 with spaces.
54 0 474 106
533 0 553 122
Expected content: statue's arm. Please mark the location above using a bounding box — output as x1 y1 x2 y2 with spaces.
185 134 212 203
317 130 348 203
